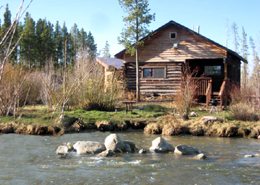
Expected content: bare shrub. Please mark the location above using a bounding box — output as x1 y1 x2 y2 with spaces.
173 65 198 120
230 102 258 121
0 63 30 116
229 84 259 121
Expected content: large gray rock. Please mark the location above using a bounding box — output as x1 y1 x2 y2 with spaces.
104 134 125 152
73 141 106 155
149 137 175 153
174 145 200 155
56 142 73 156
123 140 136 152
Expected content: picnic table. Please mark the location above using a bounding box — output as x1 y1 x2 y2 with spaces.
122 101 135 114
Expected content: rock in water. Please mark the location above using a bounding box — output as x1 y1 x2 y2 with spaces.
138 148 148 154
174 145 200 155
73 141 106 155
56 142 74 156
123 140 136 152
149 137 175 153
193 153 207 160
104 134 125 152
97 150 115 157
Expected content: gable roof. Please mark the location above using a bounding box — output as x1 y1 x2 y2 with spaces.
96 57 124 69
115 20 247 63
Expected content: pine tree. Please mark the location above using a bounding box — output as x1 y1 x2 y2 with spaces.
20 12 36 68
0 4 12 62
86 31 97 61
118 0 155 101
241 26 249 90
102 41 111 58
70 23 79 59
78 28 87 51
53 21 62 69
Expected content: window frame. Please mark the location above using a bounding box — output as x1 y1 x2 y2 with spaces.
169 32 177 39
204 65 222 76
141 66 166 79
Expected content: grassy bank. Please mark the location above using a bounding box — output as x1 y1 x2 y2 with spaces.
0 104 169 127
0 103 260 138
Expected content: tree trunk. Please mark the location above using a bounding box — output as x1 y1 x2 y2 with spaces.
135 0 140 102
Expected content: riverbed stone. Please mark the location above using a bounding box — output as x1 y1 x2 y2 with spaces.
56 142 73 156
123 140 136 152
73 141 106 155
104 134 125 152
138 148 148 154
174 145 200 155
244 155 254 158
97 150 115 157
193 153 207 160
149 137 175 153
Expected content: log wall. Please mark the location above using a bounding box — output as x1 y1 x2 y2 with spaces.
125 62 182 95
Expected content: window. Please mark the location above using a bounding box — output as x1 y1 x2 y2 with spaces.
205 66 222 76
143 68 165 78
170 32 177 39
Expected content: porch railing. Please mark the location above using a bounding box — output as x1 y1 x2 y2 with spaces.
192 77 212 96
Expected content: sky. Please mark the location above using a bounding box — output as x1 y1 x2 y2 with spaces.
1 0 260 71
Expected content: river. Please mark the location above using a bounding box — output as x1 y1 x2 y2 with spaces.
0 132 259 185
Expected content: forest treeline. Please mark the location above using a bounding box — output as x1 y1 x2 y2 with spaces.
0 4 97 71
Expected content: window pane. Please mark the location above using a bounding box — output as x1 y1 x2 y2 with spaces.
153 68 165 78
144 68 152 77
205 66 221 75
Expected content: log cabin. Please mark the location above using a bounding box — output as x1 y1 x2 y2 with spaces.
115 20 247 107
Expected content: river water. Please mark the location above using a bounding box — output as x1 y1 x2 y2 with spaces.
0 132 259 185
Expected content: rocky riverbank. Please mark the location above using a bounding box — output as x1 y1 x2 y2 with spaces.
1 114 260 139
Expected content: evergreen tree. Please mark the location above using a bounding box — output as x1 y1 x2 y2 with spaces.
86 31 97 61
20 12 36 68
118 0 155 101
78 28 87 50
70 23 79 59
102 41 111 58
0 4 12 62
53 21 62 69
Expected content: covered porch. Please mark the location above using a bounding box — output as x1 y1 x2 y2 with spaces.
188 58 236 108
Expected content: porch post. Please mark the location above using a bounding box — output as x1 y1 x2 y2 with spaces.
223 57 227 79
223 57 228 108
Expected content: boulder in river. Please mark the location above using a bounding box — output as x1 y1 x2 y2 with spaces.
193 153 207 160
56 142 74 156
149 137 175 153
123 140 136 152
73 141 106 155
174 145 200 155
104 134 125 152
97 150 115 157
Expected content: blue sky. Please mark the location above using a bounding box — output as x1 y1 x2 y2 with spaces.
1 0 260 70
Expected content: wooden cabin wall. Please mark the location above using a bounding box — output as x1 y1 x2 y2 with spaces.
125 62 182 95
123 24 227 63
227 53 241 84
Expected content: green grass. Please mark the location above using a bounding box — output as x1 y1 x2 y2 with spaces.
0 104 170 126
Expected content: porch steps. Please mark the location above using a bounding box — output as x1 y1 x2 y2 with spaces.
209 92 221 109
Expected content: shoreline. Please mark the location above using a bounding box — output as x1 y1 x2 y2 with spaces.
0 118 259 139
